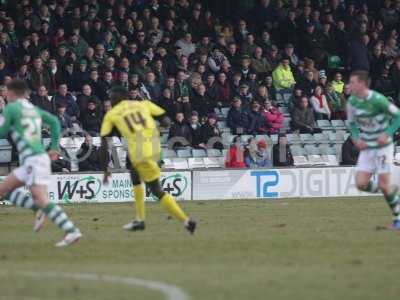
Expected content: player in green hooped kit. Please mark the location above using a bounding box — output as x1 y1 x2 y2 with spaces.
0 79 81 246
347 71 400 229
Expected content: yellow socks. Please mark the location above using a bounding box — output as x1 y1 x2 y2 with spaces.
160 193 188 223
133 184 145 221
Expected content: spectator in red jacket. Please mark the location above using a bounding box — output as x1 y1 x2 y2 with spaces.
262 100 284 134
225 136 246 168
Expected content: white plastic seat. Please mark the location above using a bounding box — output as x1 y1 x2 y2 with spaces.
188 158 206 168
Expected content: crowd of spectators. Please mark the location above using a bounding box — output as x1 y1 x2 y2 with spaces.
0 0 400 169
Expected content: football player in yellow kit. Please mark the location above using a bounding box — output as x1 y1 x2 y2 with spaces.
99 87 196 234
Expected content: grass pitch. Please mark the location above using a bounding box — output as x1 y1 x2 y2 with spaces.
1 198 400 300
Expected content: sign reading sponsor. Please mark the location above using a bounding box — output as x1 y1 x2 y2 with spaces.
47 172 191 203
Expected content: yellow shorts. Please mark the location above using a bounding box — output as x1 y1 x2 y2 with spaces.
132 159 161 183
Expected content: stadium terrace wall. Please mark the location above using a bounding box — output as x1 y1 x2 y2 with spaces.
5 166 393 204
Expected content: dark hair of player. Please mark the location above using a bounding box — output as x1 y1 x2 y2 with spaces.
7 79 29 97
110 86 130 106
350 70 371 87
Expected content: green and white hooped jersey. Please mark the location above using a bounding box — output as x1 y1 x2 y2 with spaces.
347 90 400 149
0 99 61 164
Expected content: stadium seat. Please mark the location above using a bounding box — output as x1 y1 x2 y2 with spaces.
289 145 306 156
300 133 315 144
279 106 290 116
192 149 207 157
111 136 122 146
42 138 51 148
328 55 344 70
204 157 225 168
396 146 400 153
331 119 346 130
317 119 332 130
290 145 309 166
161 158 174 169
221 107 230 116
164 149 177 158
0 139 12 164
160 134 169 145
188 158 206 169
287 133 301 144
283 118 291 131
304 144 321 155
270 134 279 144
92 137 101 147
217 121 227 129
240 135 254 143
327 131 346 144
206 149 222 157
313 133 330 144
171 158 189 169
177 149 192 158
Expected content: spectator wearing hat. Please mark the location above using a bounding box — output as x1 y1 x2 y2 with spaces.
80 99 103 136
199 113 222 150
283 43 299 66
273 134 294 167
246 101 267 135
272 56 296 92
168 112 192 149
291 96 320 134
318 69 327 83
262 100 284 135
244 138 272 168
227 97 248 135
310 85 331 120
56 101 73 131
225 136 246 169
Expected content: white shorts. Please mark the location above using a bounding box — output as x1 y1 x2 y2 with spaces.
13 153 51 186
356 144 394 175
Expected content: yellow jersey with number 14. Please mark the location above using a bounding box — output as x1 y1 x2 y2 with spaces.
100 100 164 162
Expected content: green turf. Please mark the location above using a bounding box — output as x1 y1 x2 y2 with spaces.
1 198 400 300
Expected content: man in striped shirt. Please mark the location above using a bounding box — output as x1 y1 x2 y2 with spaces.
0 79 81 246
347 70 400 229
